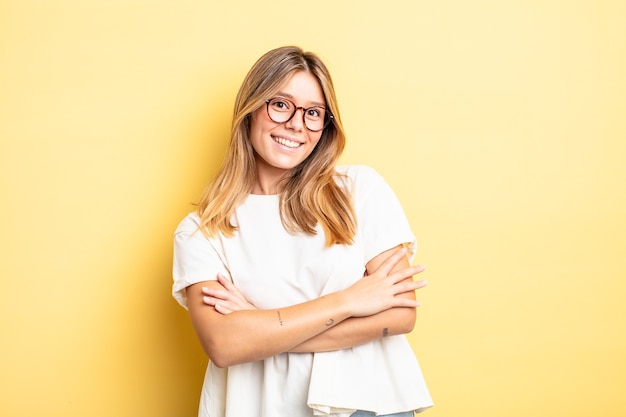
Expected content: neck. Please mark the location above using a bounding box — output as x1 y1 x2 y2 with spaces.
253 164 290 195
252 181 281 195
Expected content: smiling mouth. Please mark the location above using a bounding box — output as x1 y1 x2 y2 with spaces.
272 135 302 149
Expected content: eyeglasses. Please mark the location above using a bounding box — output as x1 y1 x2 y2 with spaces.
265 97 333 132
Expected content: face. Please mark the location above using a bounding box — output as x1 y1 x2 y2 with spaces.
249 70 326 193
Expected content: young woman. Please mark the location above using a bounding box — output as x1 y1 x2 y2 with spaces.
173 46 433 417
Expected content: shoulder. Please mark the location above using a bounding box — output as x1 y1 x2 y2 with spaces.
335 164 386 186
335 164 390 194
174 212 202 236
336 164 382 180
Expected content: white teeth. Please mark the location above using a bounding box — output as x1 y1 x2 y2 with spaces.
273 136 301 148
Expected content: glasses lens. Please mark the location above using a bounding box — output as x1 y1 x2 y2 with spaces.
267 98 293 123
303 107 325 132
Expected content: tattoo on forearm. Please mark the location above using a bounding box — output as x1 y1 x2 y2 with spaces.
383 327 389 337
325 319 334 327
277 311 284 326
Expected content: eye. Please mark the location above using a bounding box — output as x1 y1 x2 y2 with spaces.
270 99 292 112
306 107 323 119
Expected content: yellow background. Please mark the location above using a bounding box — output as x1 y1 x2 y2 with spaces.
1 1 625 416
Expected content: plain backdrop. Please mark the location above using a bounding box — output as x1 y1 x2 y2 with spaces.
1 1 625 416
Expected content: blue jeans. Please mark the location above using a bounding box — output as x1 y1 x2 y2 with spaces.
350 412 414 417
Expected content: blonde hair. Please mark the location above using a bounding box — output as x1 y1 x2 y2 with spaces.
196 46 356 246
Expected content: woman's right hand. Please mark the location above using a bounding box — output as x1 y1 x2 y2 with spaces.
202 273 258 314
341 247 427 318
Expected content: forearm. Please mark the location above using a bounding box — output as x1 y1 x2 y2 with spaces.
188 281 352 367
289 301 416 353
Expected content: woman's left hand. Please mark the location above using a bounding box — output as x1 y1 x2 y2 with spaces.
201 273 258 314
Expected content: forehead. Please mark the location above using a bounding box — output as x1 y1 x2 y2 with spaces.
275 71 325 106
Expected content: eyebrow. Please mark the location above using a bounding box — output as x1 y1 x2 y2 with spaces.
274 92 326 108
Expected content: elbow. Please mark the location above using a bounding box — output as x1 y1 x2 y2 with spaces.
201 334 255 368
200 340 237 368
210 352 251 369
191 319 243 367
394 307 417 335
208 355 230 369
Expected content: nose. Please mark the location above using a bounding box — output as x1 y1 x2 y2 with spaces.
285 107 305 131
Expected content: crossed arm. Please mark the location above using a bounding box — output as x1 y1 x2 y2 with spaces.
186 245 426 368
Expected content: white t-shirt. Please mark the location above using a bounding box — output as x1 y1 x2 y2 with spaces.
173 165 433 417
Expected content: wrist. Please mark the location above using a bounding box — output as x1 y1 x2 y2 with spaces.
330 289 354 319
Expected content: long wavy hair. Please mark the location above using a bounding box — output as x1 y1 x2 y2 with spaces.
196 46 356 246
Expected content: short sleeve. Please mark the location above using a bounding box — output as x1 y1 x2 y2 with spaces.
345 165 417 264
172 213 229 309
